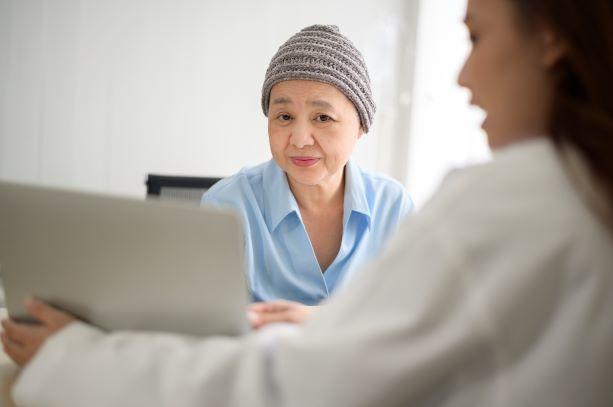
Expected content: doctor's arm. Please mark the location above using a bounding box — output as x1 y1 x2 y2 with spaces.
4 218 502 407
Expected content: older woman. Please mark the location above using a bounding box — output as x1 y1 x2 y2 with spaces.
202 25 413 306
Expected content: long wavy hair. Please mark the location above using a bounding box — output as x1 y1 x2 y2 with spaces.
511 0 613 206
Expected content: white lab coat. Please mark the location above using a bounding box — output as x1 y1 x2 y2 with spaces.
13 139 613 407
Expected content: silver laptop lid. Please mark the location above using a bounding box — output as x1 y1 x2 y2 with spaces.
0 181 248 337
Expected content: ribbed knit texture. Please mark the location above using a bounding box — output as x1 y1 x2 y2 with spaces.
261 24 376 132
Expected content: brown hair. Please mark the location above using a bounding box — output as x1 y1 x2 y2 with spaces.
511 0 613 206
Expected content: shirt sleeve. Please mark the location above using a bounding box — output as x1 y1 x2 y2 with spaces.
399 187 415 218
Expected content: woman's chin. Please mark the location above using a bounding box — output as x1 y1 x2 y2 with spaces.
286 171 323 188
483 117 507 150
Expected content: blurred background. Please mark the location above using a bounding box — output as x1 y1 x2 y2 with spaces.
0 0 489 208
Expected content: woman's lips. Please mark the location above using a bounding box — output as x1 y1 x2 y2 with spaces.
290 157 320 167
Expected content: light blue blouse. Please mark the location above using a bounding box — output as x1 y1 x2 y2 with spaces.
201 159 413 305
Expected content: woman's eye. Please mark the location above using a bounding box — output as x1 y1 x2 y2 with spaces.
278 114 292 122
315 114 332 123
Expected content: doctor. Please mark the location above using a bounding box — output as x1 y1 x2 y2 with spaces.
2 0 613 405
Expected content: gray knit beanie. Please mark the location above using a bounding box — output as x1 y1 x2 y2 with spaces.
261 24 376 133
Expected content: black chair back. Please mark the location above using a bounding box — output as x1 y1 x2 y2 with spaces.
145 174 222 203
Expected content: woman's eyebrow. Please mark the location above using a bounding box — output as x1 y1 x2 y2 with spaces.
309 100 334 109
272 97 292 105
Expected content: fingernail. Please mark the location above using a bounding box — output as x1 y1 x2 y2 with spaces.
247 311 259 324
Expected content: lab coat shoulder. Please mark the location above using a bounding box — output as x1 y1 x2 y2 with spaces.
414 138 611 330
418 139 598 272
400 139 613 405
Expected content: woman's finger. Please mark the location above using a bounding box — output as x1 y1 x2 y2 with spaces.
249 302 286 312
1 319 32 345
3 319 49 349
247 302 273 312
249 300 295 313
1 331 28 366
25 298 73 329
247 311 260 329
1 331 13 352
251 310 300 329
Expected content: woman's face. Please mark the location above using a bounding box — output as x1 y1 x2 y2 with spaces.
268 80 363 190
458 0 565 149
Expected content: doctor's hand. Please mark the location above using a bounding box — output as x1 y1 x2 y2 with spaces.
247 300 319 330
1 298 75 367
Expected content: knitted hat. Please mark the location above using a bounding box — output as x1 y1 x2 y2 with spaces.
261 24 376 133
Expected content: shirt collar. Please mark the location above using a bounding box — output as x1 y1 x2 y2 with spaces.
263 160 300 232
262 159 372 232
343 160 371 229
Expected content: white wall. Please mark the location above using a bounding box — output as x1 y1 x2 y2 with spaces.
407 0 490 207
0 0 419 197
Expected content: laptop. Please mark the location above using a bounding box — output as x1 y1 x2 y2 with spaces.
0 181 249 337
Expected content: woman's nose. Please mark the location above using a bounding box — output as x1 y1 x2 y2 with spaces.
289 122 315 148
457 55 471 89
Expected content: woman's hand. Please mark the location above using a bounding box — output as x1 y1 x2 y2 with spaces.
247 300 319 330
1 298 75 367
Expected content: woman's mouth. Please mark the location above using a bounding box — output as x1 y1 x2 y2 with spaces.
481 115 488 130
290 157 320 167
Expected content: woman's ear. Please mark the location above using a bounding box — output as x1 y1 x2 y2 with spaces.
540 28 567 68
